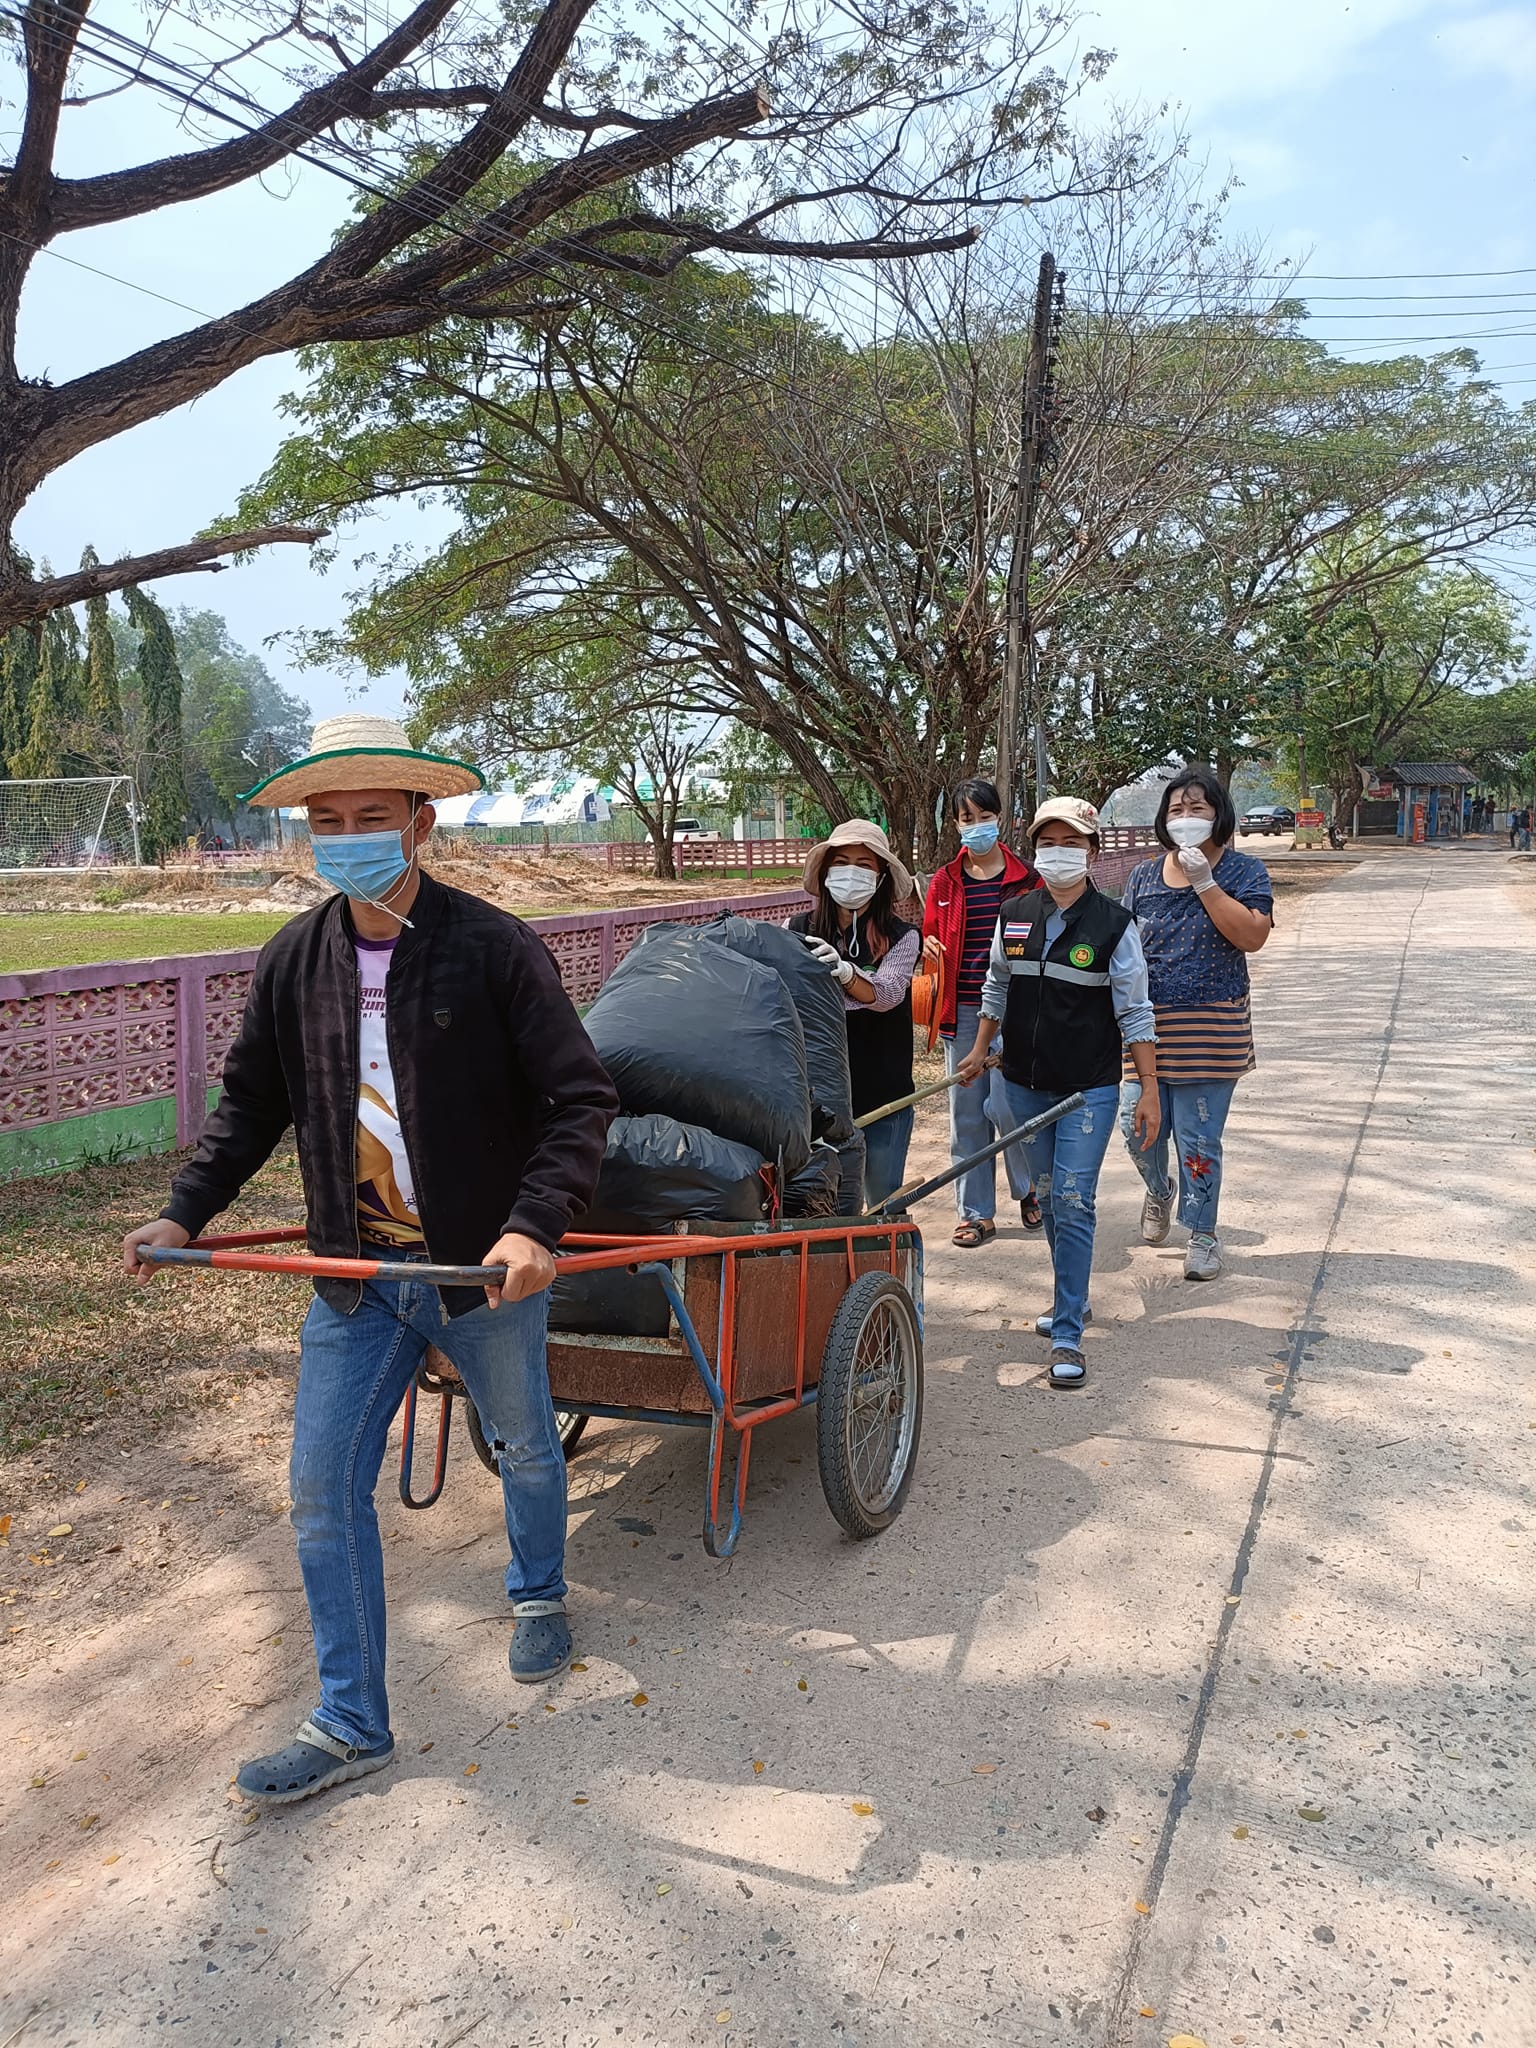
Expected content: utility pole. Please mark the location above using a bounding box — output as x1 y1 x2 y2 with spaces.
996 253 1065 830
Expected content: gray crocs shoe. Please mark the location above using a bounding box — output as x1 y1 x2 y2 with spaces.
236 1719 394 1809
509 1600 573 1683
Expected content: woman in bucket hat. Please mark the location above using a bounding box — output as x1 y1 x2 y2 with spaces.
122 716 619 1806
790 820 922 1209
956 796 1160 1387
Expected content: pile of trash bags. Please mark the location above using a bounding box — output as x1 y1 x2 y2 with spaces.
550 916 861 1337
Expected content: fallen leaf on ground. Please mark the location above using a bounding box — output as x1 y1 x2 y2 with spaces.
1232 1825 1249 1840
797 1679 808 1692
570 1662 588 1672
972 1763 997 1775
419 1742 434 1754
75 1480 87 1493
850 1801 875 1817
572 1796 589 1805
47 1524 73 1539
0 1515 10 1541
1224 1595 1242 1606
463 1764 479 1777
1139 2008 1155 2018
715 2013 731 2025
79 1813 99 1829
1297 1806 1326 1823
630 1692 649 1707
656 1883 672 1896
752 1761 765 1775
1091 1719 1111 1730
1167 2036 1208 2048
72 1750 87 1762
1086 1807 1107 1824
627 1635 638 1646
1134 1901 1150 1915
101 1854 120 1866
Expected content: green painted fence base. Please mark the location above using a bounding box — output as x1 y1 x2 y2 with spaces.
0 1088 218 1184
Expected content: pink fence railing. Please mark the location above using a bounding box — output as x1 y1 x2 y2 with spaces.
595 837 811 876
0 888 807 1157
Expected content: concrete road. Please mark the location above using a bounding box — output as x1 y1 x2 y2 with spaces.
2 848 1533 2048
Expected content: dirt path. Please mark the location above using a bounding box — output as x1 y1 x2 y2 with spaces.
2 846 1532 2048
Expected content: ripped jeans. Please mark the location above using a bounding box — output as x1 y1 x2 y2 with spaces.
1118 1077 1237 1238
995 1081 1119 1350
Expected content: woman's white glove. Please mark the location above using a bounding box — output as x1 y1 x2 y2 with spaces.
1177 844 1217 893
804 935 856 986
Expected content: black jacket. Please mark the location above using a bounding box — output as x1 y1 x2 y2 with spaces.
993 883 1133 1094
161 871 618 1316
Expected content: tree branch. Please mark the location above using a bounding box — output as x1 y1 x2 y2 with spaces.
48 0 465 235
0 524 328 632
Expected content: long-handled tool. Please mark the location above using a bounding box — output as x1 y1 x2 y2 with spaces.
851 1055 999 1130
862 1091 1085 1218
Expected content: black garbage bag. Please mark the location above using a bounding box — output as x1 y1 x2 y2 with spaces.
580 1113 771 1234
585 925 811 1174
783 1141 842 1218
700 914 855 1146
549 1113 770 1338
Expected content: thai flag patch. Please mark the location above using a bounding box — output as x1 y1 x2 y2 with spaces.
1003 921 1033 942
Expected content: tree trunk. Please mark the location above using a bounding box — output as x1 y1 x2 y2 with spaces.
648 822 677 880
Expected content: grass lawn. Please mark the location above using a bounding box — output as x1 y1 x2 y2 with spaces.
0 911 294 974
0 1143 309 1459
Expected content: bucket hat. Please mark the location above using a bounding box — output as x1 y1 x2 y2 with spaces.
241 715 485 808
801 819 915 902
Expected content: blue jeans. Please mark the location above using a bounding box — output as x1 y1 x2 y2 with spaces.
1118 1077 1237 1237
862 1107 915 1208
291 1254 567 1751
997 1081 1119 1349
945 1004 1032 1220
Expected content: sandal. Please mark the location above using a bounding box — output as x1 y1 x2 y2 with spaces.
952 1220 997 1249
1049 1348 1088 1389
235 1720 395 1809
1019 1193 1044 1231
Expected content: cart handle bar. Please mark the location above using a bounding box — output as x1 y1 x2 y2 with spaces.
141 1216 919 1289
863 1090 1086 1219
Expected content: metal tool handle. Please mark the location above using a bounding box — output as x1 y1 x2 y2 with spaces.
140 1246 506 1287
862 1090 1086 1217
852 1055 999 1130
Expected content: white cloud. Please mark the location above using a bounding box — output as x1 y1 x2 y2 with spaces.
1078 0 1440 113
1437 7 1536 83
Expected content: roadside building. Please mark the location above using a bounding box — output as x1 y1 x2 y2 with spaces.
1385 762 1478 842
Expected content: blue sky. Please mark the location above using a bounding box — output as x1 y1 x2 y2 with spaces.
10 0 1536 723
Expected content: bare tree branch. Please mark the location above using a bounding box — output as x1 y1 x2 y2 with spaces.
0 525 328 632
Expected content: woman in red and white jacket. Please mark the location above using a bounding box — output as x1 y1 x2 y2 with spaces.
922 778 1042 1248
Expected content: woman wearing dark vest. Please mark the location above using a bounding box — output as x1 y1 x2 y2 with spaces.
791 821 921 1210
956 796 1160 1387
921 777 1043 1247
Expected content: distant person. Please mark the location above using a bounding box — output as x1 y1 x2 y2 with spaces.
792 821 921 1208
956 797 1159 1388
122 715 617 1809
921 779 1042 1248
1117 768 1273 1282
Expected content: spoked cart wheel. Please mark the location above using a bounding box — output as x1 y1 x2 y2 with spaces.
816 1270 924 1539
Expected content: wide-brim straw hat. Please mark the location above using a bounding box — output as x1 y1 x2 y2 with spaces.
801 818 915 903
241 715 485 808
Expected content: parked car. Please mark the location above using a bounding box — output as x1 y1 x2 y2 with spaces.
672 818 709 840
1240 805 1296 836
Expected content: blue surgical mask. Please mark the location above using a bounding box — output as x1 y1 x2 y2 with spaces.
313 826 415 920
959 821 1000 855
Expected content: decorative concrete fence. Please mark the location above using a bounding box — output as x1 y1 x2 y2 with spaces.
0 887 806 1182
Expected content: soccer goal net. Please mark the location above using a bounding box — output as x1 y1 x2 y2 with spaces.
0 776 142 871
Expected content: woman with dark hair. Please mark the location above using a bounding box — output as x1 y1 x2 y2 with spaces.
921 777 1041 1247
1118 767 1274 1282
790 821 921 1209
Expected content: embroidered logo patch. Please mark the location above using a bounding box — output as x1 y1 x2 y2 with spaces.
1069 943 1096 968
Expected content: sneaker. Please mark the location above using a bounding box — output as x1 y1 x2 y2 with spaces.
1035 1308 1092 1339
509 1600 573 1682
1048 1348 1087 1388
236 1720 395 1809
1141 1185 1175 1245
1184 1233 1223 1281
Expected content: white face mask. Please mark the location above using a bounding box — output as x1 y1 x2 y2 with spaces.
1166 815 1213 848
1033 845 1090 887
825 865 879 910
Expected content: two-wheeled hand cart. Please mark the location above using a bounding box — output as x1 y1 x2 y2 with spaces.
143 1092 1081 1558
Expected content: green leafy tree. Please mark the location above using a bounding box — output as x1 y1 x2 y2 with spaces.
125 588 189 859
0 625 38 771
80 549 124 763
